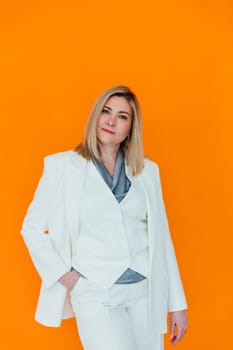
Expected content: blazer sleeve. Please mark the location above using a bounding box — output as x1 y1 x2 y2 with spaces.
20 156 69 289
155 165 188 312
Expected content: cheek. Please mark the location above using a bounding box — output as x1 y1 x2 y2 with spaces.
97 116 104 129
123 122 132 135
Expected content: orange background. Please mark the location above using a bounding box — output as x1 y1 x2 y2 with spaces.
1 1 233 349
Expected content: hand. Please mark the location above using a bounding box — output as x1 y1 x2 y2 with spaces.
170 309 188 345
58 271 80 291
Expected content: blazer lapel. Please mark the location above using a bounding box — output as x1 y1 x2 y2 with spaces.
137 164 162 259
64 153 87 251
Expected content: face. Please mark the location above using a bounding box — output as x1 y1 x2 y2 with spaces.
97 96 132 149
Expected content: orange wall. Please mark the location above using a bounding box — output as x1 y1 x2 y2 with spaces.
1 1 233 349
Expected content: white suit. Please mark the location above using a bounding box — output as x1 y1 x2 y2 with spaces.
21 150 187 334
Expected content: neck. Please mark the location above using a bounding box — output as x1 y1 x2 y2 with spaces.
99 144 120 164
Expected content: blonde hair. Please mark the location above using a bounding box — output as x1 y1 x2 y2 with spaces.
74 85 144 175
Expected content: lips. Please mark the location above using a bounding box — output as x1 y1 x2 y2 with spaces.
102 128 115 134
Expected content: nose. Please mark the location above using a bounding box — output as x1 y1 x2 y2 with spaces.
106 115 115 127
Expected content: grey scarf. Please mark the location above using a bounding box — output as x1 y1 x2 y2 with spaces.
92 148 131 202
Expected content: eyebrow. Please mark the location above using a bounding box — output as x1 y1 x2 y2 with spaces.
104 105 131 116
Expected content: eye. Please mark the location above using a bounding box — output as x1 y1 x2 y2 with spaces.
118 114 128 120
102 108 110 114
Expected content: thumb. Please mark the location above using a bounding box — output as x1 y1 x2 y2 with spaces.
170 322 175 339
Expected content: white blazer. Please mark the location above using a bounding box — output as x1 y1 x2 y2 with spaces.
21 150 187 334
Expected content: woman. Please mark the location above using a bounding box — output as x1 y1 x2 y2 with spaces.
21 85 188 350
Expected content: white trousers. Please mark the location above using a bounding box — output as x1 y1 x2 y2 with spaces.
70 277 164 350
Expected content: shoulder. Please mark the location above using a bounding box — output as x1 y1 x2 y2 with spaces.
44 149 74 162
143 157 160 175
43 149 86 172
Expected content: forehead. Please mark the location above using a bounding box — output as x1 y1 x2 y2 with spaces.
105 96 132 113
